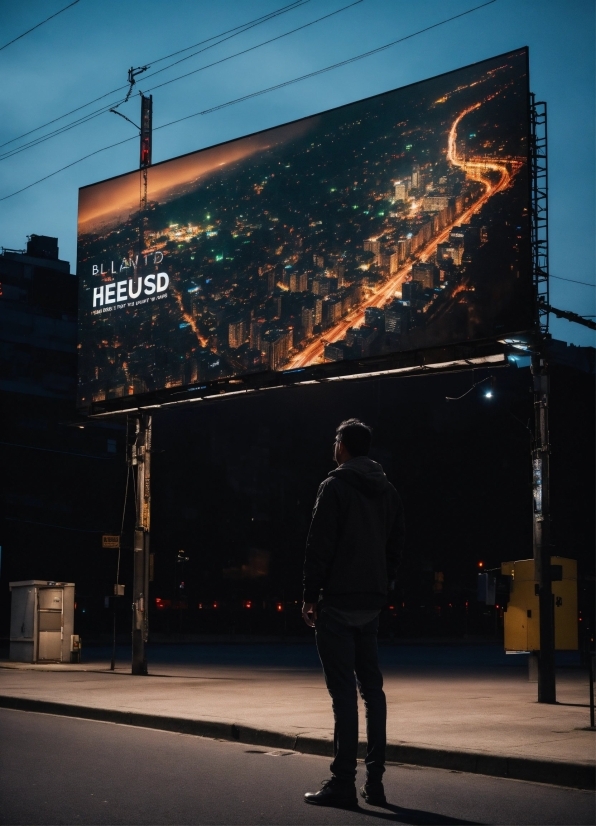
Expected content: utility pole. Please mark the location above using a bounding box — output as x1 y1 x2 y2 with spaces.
531 353 556 702
139 93 152 255
110 73 151 254
131 90 153 676
131 412 152 674
530 94 556 703
109 86 153 673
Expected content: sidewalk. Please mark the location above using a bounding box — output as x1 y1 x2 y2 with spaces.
1 643 594 790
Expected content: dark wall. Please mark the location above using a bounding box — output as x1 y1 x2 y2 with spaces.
145 360 593 640
2 357 593 643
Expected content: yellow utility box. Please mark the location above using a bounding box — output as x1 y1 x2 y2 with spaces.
502 557 578 652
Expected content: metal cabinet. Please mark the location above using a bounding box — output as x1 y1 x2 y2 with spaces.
9 581 75 663
501 557 578 652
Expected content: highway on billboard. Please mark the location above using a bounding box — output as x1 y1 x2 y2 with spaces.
77 48 532 408
286 102 519 369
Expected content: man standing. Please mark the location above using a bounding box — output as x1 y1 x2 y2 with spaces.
302 418 404 809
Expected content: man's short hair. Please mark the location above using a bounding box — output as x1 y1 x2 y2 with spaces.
336 418 372 457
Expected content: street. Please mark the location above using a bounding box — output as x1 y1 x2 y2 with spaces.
0 709 593 825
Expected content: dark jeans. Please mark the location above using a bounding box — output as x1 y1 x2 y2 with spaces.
315 610 386 784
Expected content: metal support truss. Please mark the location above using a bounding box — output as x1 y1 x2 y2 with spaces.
530 95 549 336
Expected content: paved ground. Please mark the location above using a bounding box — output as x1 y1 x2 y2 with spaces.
0 643 594 790
1 708 594 825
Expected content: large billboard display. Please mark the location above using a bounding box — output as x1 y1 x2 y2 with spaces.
77 48 532 410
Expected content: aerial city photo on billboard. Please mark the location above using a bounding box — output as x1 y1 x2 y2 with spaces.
77 48 532 408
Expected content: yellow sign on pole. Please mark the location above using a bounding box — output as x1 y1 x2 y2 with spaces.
102 535 120 549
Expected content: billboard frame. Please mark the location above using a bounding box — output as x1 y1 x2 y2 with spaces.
86 338 523 417
78 48 536 418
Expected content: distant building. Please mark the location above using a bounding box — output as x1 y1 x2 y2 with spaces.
394 180 409 201
411 164 421 189
228 318 247 349
0 234 123 603
448 228 465 265
463 225 481 248
324 342 348 362
349 325 377 358
262 328 293 371
312 277 329 296
312 276 337 296
333 262 347 283
364 238 382 265
397 237 411 263
289 271 307 292
267 294 282 320
385 300 409 334
402 280 424 303
365 306 385 332
449 227 466 247
436 242 455 264
341 289 357 315
324 295 343 324
389 251 400 274
249 320 263 350
301 306 314 339
242 349 262 371
313 297 323 326
422 194 451 212
0 234 76 399
411 262 438 290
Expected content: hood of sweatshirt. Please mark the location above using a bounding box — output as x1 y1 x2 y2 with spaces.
328 456 390 496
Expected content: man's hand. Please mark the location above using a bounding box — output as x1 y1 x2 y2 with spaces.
302 602 317 627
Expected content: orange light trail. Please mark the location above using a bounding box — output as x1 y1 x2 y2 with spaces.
286 101 520 370
172 286 208 347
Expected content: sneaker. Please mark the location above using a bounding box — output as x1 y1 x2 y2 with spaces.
304 777 358 808
360 781 387 806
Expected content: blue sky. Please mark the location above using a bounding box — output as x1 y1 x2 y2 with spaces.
0 0 593 346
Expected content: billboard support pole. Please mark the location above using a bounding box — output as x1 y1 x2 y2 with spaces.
530 95 555 703
131 412 151 675
531 354 556 703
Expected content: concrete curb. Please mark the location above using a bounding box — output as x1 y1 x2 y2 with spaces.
1 695 593 791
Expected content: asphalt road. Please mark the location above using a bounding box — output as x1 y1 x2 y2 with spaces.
0 709 593 825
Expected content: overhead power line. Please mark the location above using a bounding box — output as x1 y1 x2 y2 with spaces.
127 1 314 87
0 0 498 202
0 135 137 201
0 0 354 164
0 0 309 154
143 1 308 70
140 0 363 96
0 0 80 53
550 274 595 288
157 0 498 123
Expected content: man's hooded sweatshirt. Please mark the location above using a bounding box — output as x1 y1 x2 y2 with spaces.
303 456 405 609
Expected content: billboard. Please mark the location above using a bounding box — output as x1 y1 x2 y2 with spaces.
77 48 532 411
